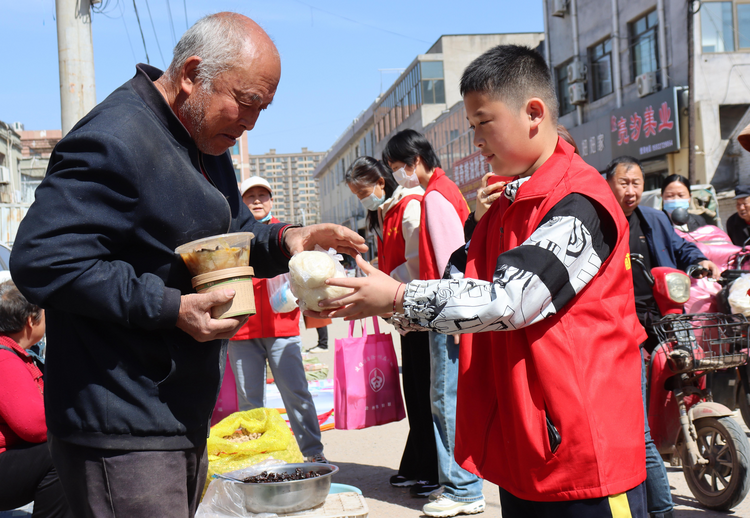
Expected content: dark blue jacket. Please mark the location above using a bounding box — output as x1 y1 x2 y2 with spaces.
636 206 707 270
9 65 290 450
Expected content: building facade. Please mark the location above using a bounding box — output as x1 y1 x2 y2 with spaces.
19 127 62 204
544 0 750 220
244 148 324 225
314 32 544 255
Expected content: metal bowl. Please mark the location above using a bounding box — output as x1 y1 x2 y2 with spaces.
224 463 338 514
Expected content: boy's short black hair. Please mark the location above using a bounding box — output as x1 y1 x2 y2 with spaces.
382 129 441 171
604 156 643 180
460 44 558 122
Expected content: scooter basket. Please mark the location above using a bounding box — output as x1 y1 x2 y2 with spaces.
652 313 749 373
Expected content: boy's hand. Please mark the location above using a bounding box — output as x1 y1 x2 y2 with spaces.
303 255 401 321
475 173 506 223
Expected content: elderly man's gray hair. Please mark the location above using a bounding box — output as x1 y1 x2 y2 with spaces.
166 14 249 91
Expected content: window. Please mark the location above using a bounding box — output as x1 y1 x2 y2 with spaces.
702 2 735 52
700 2 750 51
556 62 574 116
589 39 613 101
630 10 659 79
231 143 240 155
421 61 445 104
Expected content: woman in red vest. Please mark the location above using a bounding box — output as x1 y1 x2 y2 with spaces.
382 130 485 516
228 177 326 463
345 156 438 491
0 281 73 517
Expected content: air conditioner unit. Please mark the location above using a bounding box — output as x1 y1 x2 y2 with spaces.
636 72 658 98
551 0 568 17
0 166 9 184
569 83 587 105
567 58 587 84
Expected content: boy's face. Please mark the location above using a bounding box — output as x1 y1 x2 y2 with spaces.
464 91 542 178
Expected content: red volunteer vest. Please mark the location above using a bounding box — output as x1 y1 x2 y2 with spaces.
455 139 646 501
419 168 470 280
377 194 422 277
232 217 300 341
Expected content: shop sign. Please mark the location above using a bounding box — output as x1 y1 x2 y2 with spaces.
452 149 490 201
609 86 680 160
568 116 613 172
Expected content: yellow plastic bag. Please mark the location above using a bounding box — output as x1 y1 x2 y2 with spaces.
204 408 303 498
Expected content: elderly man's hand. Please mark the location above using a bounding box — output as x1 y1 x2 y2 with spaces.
176 291 248 342
283 223 368 257
698 260 721 279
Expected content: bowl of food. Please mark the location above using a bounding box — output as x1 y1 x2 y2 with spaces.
175 232 254 276
224 462 338 514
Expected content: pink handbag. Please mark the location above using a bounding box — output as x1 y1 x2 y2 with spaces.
211 355 239 427
334 317 406 430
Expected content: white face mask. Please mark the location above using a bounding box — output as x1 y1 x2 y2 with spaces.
359 190 385 212
393 164 420 189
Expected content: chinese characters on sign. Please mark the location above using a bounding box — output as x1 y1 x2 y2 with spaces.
608 86 680 160
452 149 491 201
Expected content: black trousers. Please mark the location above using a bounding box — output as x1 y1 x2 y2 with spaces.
48 435 208 518
398 330 439 483
0 441 73 518
316 326 328 348
498 481 647 518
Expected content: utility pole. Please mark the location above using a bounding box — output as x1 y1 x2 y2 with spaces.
687 0 696 184
56 0 98 136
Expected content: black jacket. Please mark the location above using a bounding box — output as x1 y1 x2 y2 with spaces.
727 212 750 247
10 65 289 450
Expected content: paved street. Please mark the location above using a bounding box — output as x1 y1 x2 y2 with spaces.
300 317 750 518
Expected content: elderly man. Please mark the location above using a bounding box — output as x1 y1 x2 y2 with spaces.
9 13 365 518
606 156 717 518
726 185 750 246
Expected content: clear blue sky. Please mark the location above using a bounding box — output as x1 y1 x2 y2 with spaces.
1 1 543 155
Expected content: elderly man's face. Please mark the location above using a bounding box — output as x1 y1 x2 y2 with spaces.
607 163 644 217
181 53 280 156
737 197 750 223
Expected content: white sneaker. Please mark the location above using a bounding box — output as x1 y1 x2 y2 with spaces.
423 495 485 517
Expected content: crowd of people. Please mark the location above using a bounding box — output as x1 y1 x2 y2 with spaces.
4 9 750 518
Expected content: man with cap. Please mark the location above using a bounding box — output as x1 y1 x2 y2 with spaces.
726 185 750 247
230 176 326 463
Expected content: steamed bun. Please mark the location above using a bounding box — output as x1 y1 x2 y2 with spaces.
288 251 353 311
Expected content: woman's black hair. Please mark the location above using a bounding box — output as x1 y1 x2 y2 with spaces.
0 280 42 335
382 129 441 171
661 174 691 196
345 156 399 233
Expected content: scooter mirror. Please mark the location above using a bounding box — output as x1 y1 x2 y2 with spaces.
670 207 690 226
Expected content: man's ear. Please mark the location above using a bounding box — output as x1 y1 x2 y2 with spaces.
179 56 203 96
526 98 546 131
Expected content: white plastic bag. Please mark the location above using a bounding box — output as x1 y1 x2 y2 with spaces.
266 274 297 314
288 247 353 312
196 460 283 518
728 274 750 316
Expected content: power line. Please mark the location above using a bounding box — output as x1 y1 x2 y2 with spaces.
165 0 177 46
143 0 166 67
183 0 188 30
119 0 138 63
132 0 150 64
288 0 431 44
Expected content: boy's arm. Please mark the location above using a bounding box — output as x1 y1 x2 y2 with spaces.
394 193 617 334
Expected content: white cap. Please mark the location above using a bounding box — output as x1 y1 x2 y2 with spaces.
240 176 272 197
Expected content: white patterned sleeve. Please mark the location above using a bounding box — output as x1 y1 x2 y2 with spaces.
392 194 617 334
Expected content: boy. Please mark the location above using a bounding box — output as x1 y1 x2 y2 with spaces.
313 45 647 517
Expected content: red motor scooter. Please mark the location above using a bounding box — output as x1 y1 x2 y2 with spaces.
631 253 750 510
